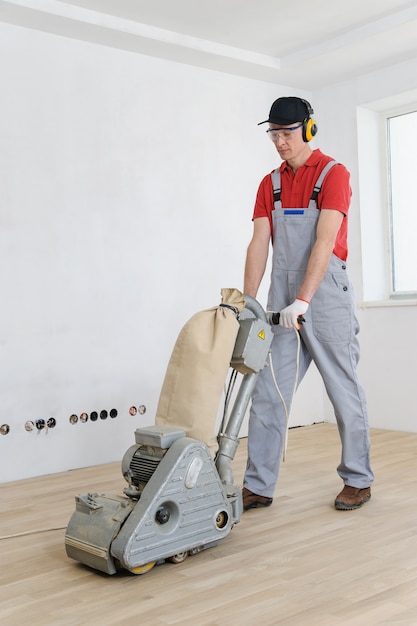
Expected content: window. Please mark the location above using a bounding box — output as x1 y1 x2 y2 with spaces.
387 110 417 296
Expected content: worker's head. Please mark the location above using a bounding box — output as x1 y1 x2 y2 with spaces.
258 97 317 143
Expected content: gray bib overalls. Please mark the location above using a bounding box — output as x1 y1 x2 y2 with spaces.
244 163 374 497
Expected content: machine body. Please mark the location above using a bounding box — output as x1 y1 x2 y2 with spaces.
65 296 274 575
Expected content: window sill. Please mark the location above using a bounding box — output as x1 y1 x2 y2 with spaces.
359 299 417 309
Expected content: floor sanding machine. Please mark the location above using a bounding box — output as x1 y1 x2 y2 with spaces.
65 295 279 575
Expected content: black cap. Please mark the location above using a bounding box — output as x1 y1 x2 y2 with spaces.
258 97 312 126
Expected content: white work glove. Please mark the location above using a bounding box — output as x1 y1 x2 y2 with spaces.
279 298 309 330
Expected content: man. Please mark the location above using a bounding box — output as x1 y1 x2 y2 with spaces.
242 96 374 512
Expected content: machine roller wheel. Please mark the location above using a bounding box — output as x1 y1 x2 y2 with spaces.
215 511 228 528
129 561 156 575
168 551 188 564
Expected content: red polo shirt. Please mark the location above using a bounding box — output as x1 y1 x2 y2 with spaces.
252 149 351 261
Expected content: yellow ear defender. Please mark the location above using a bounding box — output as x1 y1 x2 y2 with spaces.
300 99 318 142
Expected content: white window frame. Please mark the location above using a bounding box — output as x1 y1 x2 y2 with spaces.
357 92 417 307
386 108 417 299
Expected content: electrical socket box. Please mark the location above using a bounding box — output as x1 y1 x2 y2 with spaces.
134 425 186 448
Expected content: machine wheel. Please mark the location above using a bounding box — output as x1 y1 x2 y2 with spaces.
215 511 228 529
129 561 156 575
168 552 188 564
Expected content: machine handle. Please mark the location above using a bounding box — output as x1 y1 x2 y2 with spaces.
268 312 305 326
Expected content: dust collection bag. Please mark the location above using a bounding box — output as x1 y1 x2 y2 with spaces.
155 288 245 450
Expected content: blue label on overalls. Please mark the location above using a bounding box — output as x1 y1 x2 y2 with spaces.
284 209 305 215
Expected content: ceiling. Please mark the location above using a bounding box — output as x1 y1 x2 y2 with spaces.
1 0 417 89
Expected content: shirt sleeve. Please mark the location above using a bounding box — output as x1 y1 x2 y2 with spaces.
252 173 274 220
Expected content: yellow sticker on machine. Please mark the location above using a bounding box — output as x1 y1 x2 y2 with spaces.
258 329 265 340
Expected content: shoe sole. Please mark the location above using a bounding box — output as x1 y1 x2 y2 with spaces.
335 493 371 510
243 500 273 511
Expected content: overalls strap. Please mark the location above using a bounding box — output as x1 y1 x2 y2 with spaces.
271 160 338 210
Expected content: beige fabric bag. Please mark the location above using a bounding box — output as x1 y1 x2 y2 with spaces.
155 288 245 450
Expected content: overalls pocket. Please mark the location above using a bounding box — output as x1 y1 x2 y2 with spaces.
311 270 355 343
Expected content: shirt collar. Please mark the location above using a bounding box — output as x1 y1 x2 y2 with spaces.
280 149 322 173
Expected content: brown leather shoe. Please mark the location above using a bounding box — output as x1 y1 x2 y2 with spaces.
242 487 273 511
335 485 371 510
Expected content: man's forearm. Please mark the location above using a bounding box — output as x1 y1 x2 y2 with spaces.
297 240 334 302
244 241 268 297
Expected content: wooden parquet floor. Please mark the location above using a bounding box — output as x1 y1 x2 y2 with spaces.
1 423 416 626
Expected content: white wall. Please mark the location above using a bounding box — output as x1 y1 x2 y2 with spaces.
2 23 416 484
0 22 321 483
